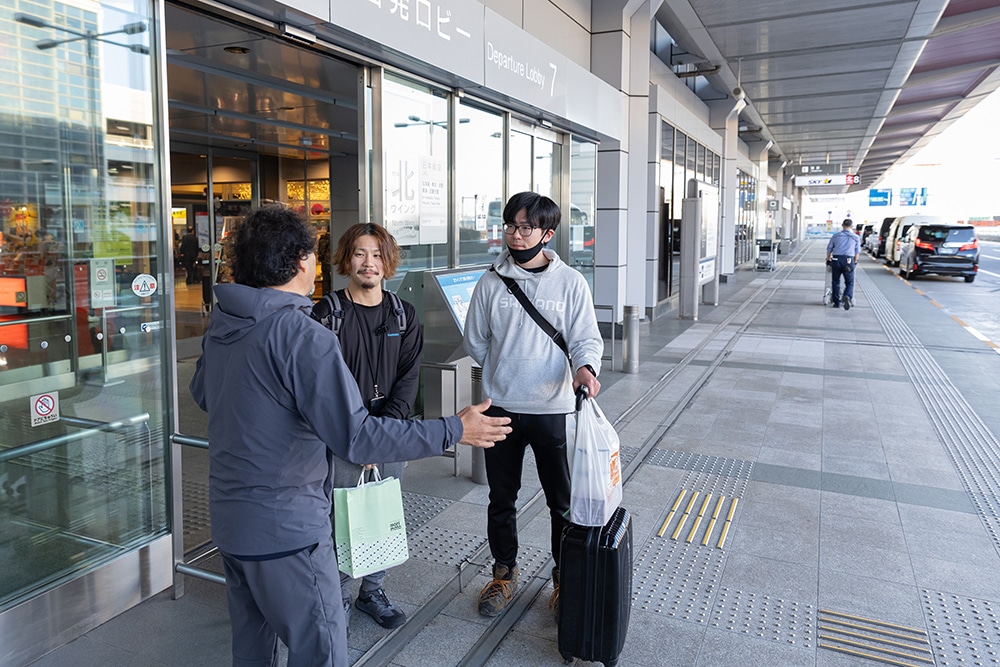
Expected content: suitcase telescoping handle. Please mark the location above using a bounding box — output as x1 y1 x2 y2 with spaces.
575 385 589 412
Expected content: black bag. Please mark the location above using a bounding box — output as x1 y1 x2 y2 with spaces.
558 506 632 667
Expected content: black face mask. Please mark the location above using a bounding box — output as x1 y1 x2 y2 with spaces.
508 242 546 265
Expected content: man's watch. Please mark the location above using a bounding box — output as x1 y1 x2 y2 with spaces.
582 364 597 377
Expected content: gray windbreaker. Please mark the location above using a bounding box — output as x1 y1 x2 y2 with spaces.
463 248 603 414
191 283 462 556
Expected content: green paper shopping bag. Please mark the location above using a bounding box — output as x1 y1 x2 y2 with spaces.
333 467 408 578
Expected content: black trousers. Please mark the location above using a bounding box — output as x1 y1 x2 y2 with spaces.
483 406 570 570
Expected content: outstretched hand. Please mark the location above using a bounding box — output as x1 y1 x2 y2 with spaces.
457 399 511 448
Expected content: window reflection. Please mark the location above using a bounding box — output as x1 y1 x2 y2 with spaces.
569 138 596 290
382 75 449 281
2 4 167 610
456 103 503 267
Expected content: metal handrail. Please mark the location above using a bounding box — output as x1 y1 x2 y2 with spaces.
0 313 73 327
170 432 219 589
172 433 208 449
0 412 150 463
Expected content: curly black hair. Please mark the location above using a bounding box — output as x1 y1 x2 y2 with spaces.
230 206 316 288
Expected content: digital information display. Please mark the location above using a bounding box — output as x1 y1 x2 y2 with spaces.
434 268 486 333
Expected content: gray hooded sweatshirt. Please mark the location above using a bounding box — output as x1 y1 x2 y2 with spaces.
463 248 603 414
191 283 461 556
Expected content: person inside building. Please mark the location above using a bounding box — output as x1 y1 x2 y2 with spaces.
311 222 420 630
463 192 603 619
179 225 200 285
190 205 511 667
826 218 861 310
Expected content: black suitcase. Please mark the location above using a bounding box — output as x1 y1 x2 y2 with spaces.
558 506 632 667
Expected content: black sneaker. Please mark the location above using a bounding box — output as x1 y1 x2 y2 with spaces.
356 588 406 629
843 298 851 311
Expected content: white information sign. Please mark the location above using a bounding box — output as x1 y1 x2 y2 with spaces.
31 391 59 427
90 258 116 308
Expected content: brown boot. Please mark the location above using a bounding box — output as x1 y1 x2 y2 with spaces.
478 563 518 617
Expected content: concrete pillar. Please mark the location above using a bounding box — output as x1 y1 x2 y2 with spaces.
591 0 663 324
709 98 745 277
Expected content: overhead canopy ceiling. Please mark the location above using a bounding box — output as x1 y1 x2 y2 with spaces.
655 0 1000 193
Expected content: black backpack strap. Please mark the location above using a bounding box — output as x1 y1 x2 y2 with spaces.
386 291 407 333
489 266 571 365
311 291 345 335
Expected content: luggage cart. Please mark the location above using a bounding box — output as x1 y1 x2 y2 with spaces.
822 262 833 305
755 239 776 271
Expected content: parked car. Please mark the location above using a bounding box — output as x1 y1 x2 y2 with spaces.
885 215 940 266
873 216 896 258
865 227 880 255
860 223 874 249
898 222 979 282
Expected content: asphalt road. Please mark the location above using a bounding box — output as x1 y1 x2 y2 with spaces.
891 237 1000 349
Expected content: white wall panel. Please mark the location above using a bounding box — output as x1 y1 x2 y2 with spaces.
523 1 591 69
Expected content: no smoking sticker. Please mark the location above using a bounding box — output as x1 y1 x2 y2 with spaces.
132 273 157 298
31 392 60 427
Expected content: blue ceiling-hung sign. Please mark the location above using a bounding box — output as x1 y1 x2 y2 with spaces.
899 188 928 206
868 189 892 206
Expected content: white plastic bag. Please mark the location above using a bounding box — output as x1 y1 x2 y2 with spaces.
566 395 622 526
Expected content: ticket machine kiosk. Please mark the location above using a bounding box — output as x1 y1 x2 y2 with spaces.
397 266 488 480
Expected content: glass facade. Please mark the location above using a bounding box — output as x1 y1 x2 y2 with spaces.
1 1 168 611
455 102 502 267
569 138 596 290
659 121 722 300
382 74 450 279
2 4 600 631
737 169 757 265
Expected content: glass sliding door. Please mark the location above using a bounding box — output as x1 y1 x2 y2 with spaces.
1 0 169 624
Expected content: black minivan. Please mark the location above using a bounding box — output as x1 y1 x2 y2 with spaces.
897 223 979 282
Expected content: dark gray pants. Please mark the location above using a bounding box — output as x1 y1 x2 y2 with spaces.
221 534 347 667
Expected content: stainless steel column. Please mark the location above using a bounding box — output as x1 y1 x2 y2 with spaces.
623 305 639 374
470 365 488 484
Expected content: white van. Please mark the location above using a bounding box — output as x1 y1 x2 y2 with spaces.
884 215 944 266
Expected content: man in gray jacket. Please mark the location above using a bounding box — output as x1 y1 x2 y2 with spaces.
190 206 510 667
463 192 603 620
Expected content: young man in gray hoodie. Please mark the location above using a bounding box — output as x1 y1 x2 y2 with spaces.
190 206 510 667
463 192 603 619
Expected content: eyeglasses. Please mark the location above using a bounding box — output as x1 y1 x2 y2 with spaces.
503 223 540 236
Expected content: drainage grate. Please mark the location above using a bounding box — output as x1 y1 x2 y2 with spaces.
922 589 1000 666
818 608 933 666
632 537 725 623
402 492 452 535
408 525 487 567
711 588 816 648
